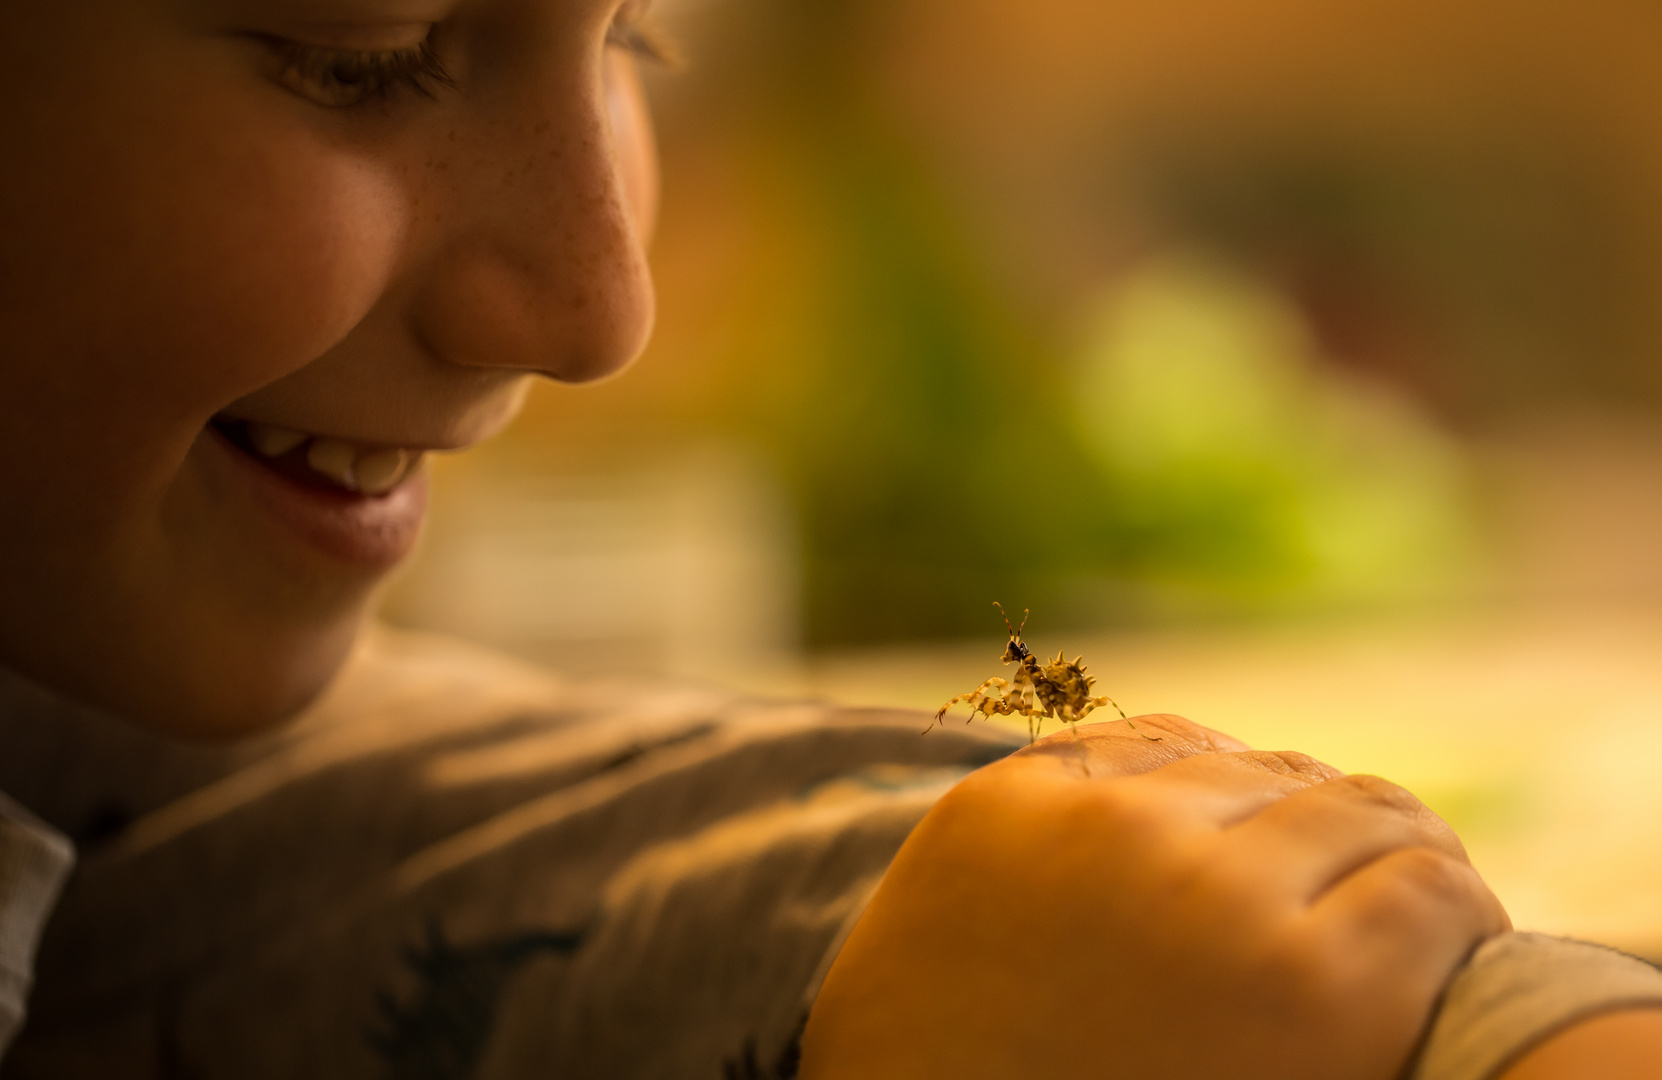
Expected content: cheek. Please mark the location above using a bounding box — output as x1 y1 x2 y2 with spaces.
2 68 408 439
112 122 409 425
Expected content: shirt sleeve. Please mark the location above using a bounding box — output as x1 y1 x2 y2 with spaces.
1413 932 1662 1080
0 791 73 1058
474 764 968 1079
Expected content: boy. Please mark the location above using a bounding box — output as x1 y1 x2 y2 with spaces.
0 1 1653 1076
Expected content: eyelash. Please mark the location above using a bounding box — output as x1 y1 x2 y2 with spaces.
266 9 675 110
265 38 455 108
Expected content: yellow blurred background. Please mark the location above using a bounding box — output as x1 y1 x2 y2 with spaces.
381 0 1662 956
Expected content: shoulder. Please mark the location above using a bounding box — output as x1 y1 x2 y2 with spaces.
10 625 1020 1080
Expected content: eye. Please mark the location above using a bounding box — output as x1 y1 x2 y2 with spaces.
606 0 677 66
260 35 455 109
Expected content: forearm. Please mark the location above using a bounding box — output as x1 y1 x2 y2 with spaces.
1494 1009 1662 1080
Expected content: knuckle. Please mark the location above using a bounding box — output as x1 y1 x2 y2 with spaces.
1360 846 1479 924
1238 749 1342 783
1326 773 1425 814
939 756 1156 835
1128 713 1211 746
1386 845 1470 903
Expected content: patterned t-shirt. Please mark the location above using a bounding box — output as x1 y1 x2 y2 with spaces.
0 627 1019 1079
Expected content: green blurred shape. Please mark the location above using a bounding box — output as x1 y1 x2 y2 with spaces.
705 41 1475 643
753 124 1081 645
1073 254 1475 610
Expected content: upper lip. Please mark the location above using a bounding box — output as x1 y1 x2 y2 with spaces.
213 413 458 454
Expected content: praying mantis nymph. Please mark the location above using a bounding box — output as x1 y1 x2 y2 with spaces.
926 603 1160 748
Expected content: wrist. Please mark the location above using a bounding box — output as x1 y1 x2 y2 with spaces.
1496 1008 1662 1080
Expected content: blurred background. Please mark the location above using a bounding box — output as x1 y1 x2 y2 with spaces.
381 0 1662 956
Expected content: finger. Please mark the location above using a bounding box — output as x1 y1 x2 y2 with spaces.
1015 713 1253 779
1112 749 1347 830
1223 774 1470 904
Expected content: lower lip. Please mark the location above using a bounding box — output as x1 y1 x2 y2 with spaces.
203 426 428 568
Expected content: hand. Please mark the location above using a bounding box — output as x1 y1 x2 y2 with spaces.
800 715 1510 1080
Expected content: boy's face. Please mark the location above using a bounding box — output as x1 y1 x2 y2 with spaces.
0 0 660 737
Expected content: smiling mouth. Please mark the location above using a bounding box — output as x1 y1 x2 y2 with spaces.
210 417 424 496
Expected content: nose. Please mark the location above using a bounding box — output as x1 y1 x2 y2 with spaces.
409 49 658 384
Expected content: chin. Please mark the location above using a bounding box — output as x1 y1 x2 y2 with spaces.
141 616 365 742
15 599 371 744
2 445 407 739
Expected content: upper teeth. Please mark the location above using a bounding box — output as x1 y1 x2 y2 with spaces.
248 424 307 457
246 422 416 495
